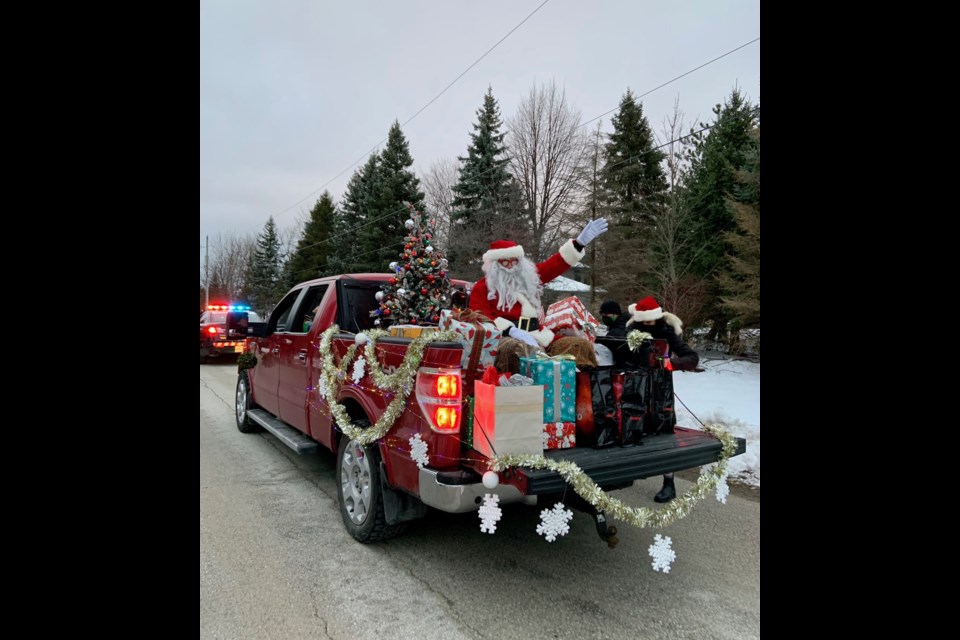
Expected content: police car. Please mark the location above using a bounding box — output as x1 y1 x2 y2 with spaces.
199 304 262 363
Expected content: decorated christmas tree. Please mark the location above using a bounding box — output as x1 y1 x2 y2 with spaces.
371 203 453 327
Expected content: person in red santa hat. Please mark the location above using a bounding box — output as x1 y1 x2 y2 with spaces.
468 218 608 348
608 295 699 503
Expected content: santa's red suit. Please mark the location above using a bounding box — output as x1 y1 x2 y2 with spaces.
468 238 584 347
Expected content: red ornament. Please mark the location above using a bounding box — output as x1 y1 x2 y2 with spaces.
432 315 439 322
439 271 446 277
431 261 437 267
389 277 396 285
384 308 391 316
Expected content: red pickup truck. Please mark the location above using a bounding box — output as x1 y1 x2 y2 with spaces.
230 273 744 543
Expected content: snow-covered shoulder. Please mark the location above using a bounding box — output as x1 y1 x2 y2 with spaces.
672 357 760 487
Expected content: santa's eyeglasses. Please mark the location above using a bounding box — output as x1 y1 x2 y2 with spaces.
497 258 519 267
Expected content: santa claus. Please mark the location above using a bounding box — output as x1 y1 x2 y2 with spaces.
468 218 608 348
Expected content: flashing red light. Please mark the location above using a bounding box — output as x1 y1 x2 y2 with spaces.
207 326 218 334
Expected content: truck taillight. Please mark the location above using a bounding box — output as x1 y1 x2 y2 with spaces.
206 326 218 334
416 367 462 434
435 374 458 398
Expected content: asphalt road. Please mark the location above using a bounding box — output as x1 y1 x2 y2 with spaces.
201 361 760 640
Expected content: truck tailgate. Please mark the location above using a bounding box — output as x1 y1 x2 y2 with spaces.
520 427 747 494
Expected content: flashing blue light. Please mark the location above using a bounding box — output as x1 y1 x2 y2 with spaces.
228 304 250 311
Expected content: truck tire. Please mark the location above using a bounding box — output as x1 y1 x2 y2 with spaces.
336 426 407 543
235 371 261 433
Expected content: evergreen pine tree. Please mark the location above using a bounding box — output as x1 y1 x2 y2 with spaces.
245 216 285 315
603 88 667 234
596 89 668 304
331 154 380 274
719 125 760 330
285 191 337 286
681 88 759 337
371 203 453 327
357 121 426 273
449 87 516 279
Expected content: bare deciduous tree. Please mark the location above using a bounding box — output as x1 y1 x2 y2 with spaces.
277 215 305 264
507 80 589 259
647 96 713 326
204 232 256 303
419 157 459 252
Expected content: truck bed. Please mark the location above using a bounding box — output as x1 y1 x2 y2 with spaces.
520 427 747 494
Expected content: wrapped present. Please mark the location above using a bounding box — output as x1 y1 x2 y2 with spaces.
388 324 439 339
519 355 576 423
543 296 601 342
542 421 576 449
472 381 544 458
439 309 500 373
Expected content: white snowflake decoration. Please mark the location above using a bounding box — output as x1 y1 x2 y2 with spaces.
715 472 730 504
408 433 429 469
702 463 730 504
536 502 573 542
317 376 328 399
351 356 366 383
478 493 502 534
355 332 369 345
648 534 676 573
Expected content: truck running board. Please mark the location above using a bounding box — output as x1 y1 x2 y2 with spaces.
247 409 319 455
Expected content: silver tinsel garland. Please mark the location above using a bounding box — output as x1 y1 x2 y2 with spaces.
626 330 654 351
489 423 738 530
318 325 458 445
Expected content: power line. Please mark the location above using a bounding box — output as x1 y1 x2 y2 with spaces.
284 43 760 255
581 37 759 129
231 36 759 271
289 105 760 282
263 0 552 228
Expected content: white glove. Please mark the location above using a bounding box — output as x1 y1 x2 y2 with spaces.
576 218 609 246
508 326 539 347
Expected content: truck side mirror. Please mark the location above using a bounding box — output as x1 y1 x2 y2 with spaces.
226 311 249 338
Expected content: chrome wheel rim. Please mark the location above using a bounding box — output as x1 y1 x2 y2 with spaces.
236 378 247 423
340 439 372 525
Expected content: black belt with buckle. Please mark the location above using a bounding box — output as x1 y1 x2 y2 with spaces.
516 316 539 331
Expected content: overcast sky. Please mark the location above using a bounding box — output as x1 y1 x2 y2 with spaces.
200 0 760 262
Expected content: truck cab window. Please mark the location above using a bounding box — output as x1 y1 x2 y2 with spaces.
268 289 304 333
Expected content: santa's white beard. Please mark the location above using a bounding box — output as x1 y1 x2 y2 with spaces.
485 258 543 314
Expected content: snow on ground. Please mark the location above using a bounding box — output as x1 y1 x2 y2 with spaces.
672 355 760 486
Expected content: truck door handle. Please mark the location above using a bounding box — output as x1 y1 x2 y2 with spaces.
297 349 307 362
272 347 280 355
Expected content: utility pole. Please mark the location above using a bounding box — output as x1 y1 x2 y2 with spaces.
204 235 209 311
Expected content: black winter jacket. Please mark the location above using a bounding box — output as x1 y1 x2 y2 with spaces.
606 314 699 371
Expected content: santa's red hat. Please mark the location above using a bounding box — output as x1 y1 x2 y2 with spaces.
628 296 663 322
483 239 525 263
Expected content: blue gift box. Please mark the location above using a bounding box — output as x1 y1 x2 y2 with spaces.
520 356 577 423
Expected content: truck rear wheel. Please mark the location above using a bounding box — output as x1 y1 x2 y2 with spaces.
336 426 407 543
235 371 261 433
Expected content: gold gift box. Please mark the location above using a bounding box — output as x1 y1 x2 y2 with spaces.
388 324 439 339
